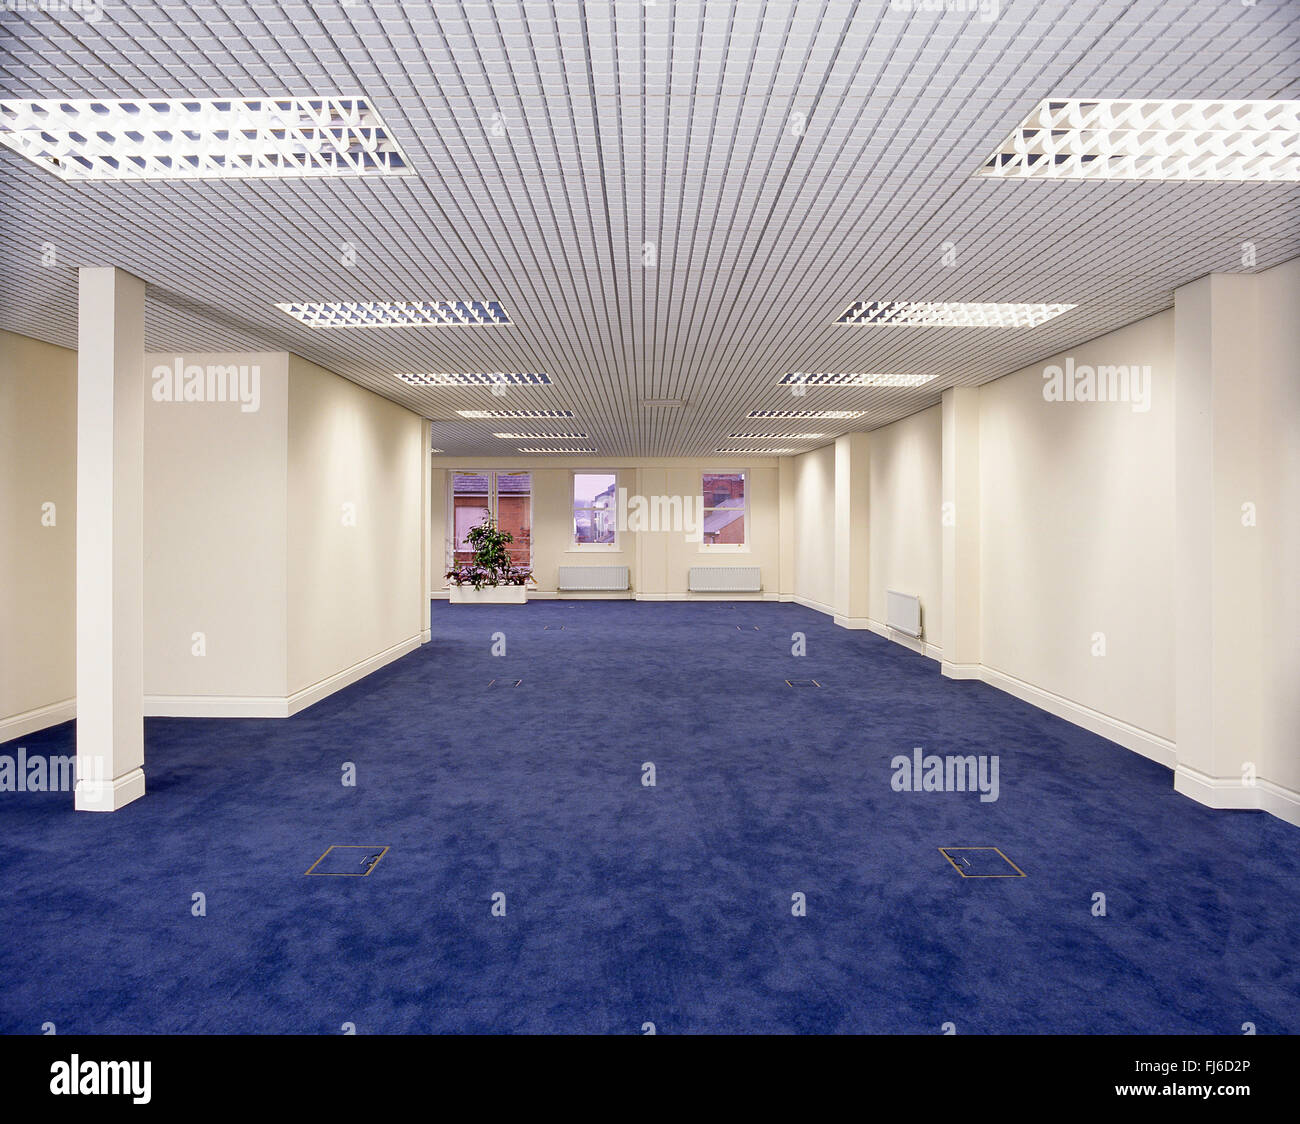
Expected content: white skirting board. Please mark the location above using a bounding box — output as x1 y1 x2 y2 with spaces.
143 634 423 719
637 591 775 601
0 697 76 744
1174 766 1300 828
798 596 1300 826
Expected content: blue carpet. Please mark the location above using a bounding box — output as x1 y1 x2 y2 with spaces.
2 601 1296 1034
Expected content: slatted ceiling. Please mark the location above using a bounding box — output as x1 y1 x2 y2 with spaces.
1 2 1297 458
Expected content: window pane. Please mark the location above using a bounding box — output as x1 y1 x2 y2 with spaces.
497 473 531 565
574 473 617 544
703 471 745 545
703 471 745 507
450 472 531 568
452 473 491 560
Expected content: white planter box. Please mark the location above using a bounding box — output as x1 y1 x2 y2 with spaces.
448 585 528 605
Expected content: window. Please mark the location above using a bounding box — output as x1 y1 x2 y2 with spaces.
449 471 532 568
701 471 747 549
572 472 618 548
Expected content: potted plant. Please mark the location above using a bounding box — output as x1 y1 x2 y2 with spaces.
446 518 534 604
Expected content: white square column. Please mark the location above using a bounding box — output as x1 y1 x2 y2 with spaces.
940 387 981 678
75 267 147 811
420 418 433 642
777 455 795 601
833 432 870 627
1173 272 1264 808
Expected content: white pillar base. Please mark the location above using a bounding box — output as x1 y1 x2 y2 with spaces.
75 767 146 812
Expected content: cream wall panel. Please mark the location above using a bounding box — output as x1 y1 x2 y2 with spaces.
792 444 836 612
979 311 1176 742
287 355 424 695
868 406 942 642
0 331 77 733
143 351 288 699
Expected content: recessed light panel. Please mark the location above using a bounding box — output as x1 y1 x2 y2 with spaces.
727 432 826 440
979 98 1300 182
780 373 936 387
519 447 596 454
0 97 412 181
836 301 1074 328
493 432 589 439
277 300 509 327
396 372 549 386
748 409 865 420
458 409 574 419
716 448 797 455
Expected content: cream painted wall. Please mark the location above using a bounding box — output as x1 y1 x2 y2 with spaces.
0 330 77 736
792 444 836 612
868 405 942 643
287 355 424 695
1255 258 1300 794
430 457 780 595
143 351 288 700
979 311 1176 742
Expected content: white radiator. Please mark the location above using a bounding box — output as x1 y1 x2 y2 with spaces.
689 565 761 592
558 565 629 591
886 590 923 638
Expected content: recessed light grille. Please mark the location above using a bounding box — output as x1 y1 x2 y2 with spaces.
458 409 574 419
395 372 549 386
836 301 1074 328
277 300 509 327
493 432 589 439
727 432 826 440
716 448 797 455
0 97 412 181
518 447 596 454
780 373 936 387
979 98 1300 182
748 409 865 419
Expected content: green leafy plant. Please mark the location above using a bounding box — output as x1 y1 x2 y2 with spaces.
445 517 534 590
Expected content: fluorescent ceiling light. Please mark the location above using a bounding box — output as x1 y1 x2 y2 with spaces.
492 432 589 440
979 98 1300 182
748 409 865 420
837 301 1074 328
0 97 411 181
716 448 797 455
458 409 574 419
727 432 826 440
430 448 444 454
396 372 549 387
642 399 685 408
519 447 596 454
278 300 509 327
780 373 937 388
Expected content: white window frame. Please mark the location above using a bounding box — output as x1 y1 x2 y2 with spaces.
446 470 533 572
700 469 750 553
570 469 620 551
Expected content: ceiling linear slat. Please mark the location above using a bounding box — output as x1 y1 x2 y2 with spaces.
433 0 627 444
660 2 1279 447
0 0 1297 457
678 0 1088 439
